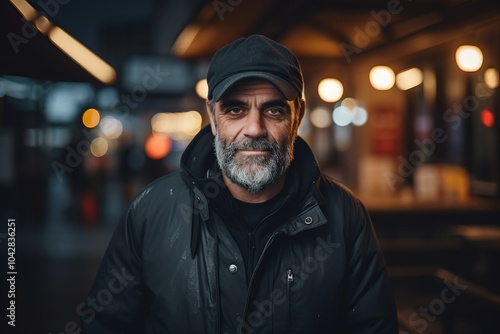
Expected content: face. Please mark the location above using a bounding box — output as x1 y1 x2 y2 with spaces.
207 79 305 194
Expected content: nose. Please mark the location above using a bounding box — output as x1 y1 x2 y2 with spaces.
243 109 267 138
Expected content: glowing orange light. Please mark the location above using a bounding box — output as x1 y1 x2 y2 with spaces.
481 109 495 128
145 134 172 160
82 108 100 128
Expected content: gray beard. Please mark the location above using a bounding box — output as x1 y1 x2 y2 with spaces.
214 133 295 194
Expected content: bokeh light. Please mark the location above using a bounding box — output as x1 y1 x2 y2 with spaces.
481 109 495 128
369 66 395 90
151 111 202 140
145 134 172 159
195 79 208 99
100 116 123 139
484 68 499 89
310 107 332 128
82 108 100 128
456 45 483 72
318 78 344 102
332 98 368 127
341 98 357 110
333 106 354 126
90 137 108 157
396 68 423 90
351 107 368 127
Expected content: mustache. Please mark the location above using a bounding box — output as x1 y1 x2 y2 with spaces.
226 137 278 151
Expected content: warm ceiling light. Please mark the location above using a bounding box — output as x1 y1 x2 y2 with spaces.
9 0 37 21
195 79 208 99
484 68 499 89
48 26 116 84
318 78 343 102
369 66 395 90
172 25 200 57
456 45 483 72
10 0 116 85
396 68 423 90
34 15 52 34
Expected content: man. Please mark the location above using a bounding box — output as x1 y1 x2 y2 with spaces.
81 35 398 333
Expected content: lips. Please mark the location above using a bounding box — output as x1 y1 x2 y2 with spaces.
238 150 270 155
235 144 273 151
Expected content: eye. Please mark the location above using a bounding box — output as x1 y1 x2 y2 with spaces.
266 108 285 117
225 107 244 115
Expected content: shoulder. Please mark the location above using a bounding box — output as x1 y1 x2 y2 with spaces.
316 173 371 235
130 171 187 208
106 171 193 258
126 171 192 227
317 173 364 208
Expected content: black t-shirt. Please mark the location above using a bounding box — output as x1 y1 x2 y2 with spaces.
234 196 279 231
224 188 288 283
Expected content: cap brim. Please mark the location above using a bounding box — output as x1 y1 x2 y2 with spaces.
211 71 299 102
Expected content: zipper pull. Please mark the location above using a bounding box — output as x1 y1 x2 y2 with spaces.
287 269 294 282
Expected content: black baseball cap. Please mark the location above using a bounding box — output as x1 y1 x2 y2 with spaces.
207 35 303 102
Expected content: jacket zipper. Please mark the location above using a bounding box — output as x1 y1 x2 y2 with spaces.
240 195 319 325
286 268 294 328
241 230 283 320
241 192 294 319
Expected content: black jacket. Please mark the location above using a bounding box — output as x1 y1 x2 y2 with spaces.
81 126 398 333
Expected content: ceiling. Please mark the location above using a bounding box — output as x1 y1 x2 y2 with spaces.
1 0 499 84
0 0 101 83
174 0 500 62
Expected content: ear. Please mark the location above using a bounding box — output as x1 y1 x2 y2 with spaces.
206 100 217 136
293 98 306 132
297 98 306 124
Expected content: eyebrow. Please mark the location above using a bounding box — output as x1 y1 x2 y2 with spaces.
261 99 290 110
219 99 290 111
219 99 247 110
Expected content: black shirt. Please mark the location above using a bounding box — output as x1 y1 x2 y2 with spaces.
224 185 290 283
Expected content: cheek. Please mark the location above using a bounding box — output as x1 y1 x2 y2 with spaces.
215 119 239 142
217 116 249 140
269 120 294 143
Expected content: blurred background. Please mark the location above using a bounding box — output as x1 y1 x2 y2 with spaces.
1 0 499 333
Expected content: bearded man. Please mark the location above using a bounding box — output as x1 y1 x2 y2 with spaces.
81 35 398 334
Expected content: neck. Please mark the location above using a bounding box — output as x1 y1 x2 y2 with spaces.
222 173 286 203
